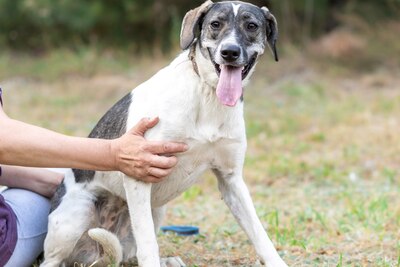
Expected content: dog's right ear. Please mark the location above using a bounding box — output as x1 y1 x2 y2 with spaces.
262 7 279 62
180 0 214 50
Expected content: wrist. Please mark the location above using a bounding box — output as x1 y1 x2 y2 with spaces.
108 139 120 172
48 172 65 196
33 170 65 198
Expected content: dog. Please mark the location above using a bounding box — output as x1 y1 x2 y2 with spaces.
41 1 287 266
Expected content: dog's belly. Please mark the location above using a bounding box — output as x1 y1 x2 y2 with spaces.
151 161 209 207
150 136 239 206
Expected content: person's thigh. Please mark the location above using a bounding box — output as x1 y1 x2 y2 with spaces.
2 188 51 267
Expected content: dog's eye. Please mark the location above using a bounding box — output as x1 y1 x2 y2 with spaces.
247 22 258 31
210 21 221 30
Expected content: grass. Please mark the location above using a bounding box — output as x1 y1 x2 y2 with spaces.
2 26 400 266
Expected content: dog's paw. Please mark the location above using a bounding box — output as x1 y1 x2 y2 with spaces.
253 259 263 266
160 256 186 267
257 258 289 267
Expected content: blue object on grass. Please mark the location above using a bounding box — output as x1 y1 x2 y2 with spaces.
160 225 199 236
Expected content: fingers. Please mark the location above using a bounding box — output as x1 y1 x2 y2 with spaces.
140 176 164 183
122 155 178 183
145 141 189 155
139 166 174 183
147 167 173 178
129 117 160 136
127 117 189 154
131 166 174 183
136 155 177 179
148 155 178 169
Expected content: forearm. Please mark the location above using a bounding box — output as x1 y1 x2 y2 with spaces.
0 165 64 198
0 110 188 182
0 118 115 170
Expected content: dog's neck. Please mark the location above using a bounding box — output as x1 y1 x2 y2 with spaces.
189 44 200 77
189 42 221 92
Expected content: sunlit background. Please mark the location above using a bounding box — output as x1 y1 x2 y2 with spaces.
1 1 400 266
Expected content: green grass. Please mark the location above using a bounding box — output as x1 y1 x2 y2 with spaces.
2 40 400 266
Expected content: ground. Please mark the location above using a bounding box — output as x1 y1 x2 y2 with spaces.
1 27 399 266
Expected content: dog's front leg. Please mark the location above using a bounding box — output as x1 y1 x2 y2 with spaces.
213 169 288 267
123 176 160 267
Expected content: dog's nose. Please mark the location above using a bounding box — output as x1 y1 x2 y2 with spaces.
220 44 241 62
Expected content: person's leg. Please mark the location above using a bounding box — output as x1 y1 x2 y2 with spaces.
2 188 51 267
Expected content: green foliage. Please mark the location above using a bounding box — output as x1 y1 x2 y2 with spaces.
0 0 398 52
267 0 400 42
0 0 203 51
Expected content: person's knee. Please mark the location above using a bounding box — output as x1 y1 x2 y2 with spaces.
2 188 51 237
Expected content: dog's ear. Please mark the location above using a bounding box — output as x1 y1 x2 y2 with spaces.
180 0 214 50
261 7 279 62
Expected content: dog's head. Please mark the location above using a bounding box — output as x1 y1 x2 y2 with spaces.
181 0 278 107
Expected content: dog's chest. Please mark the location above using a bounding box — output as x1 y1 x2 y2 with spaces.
150 122 244 206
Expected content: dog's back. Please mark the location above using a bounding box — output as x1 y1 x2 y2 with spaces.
72 93 132 183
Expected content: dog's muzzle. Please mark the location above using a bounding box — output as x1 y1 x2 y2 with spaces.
212 52 258 81
207 46 258 107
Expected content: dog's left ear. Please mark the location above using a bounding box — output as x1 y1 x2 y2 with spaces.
180 0 214 50
261 7 279 62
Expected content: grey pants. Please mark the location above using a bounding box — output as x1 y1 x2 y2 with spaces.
3 188 51 267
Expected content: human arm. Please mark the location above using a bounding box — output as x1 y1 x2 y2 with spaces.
0 165 64 198
0 106 188 182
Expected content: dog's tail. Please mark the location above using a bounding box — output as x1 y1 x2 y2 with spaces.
88 228 123 266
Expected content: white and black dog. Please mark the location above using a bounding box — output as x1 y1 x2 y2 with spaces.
41 1 288 266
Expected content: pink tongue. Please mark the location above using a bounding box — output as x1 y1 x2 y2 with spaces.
216 65 243 106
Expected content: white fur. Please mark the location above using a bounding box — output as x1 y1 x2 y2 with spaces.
232 3 241 17
42 15 287 267
42 178 95 267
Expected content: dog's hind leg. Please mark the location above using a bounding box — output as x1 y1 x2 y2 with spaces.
214 169 288 267
123 176 160 267
152 206 186 267
40 189 95 267
152 205 167 233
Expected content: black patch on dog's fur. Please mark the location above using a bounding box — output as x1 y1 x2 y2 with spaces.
73 93 132 183
50 181 66 212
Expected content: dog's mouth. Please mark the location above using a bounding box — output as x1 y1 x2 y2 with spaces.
212 53 257 107
213 53 257 80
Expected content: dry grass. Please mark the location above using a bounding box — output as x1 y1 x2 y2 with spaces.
1 24 400 267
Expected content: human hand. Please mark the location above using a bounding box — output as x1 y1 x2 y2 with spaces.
110 117 188 183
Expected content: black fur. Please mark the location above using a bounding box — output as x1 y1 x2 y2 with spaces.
50 181 66 212
73 92 132 183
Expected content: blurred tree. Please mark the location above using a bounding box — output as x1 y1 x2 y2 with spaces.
0 0 398 52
